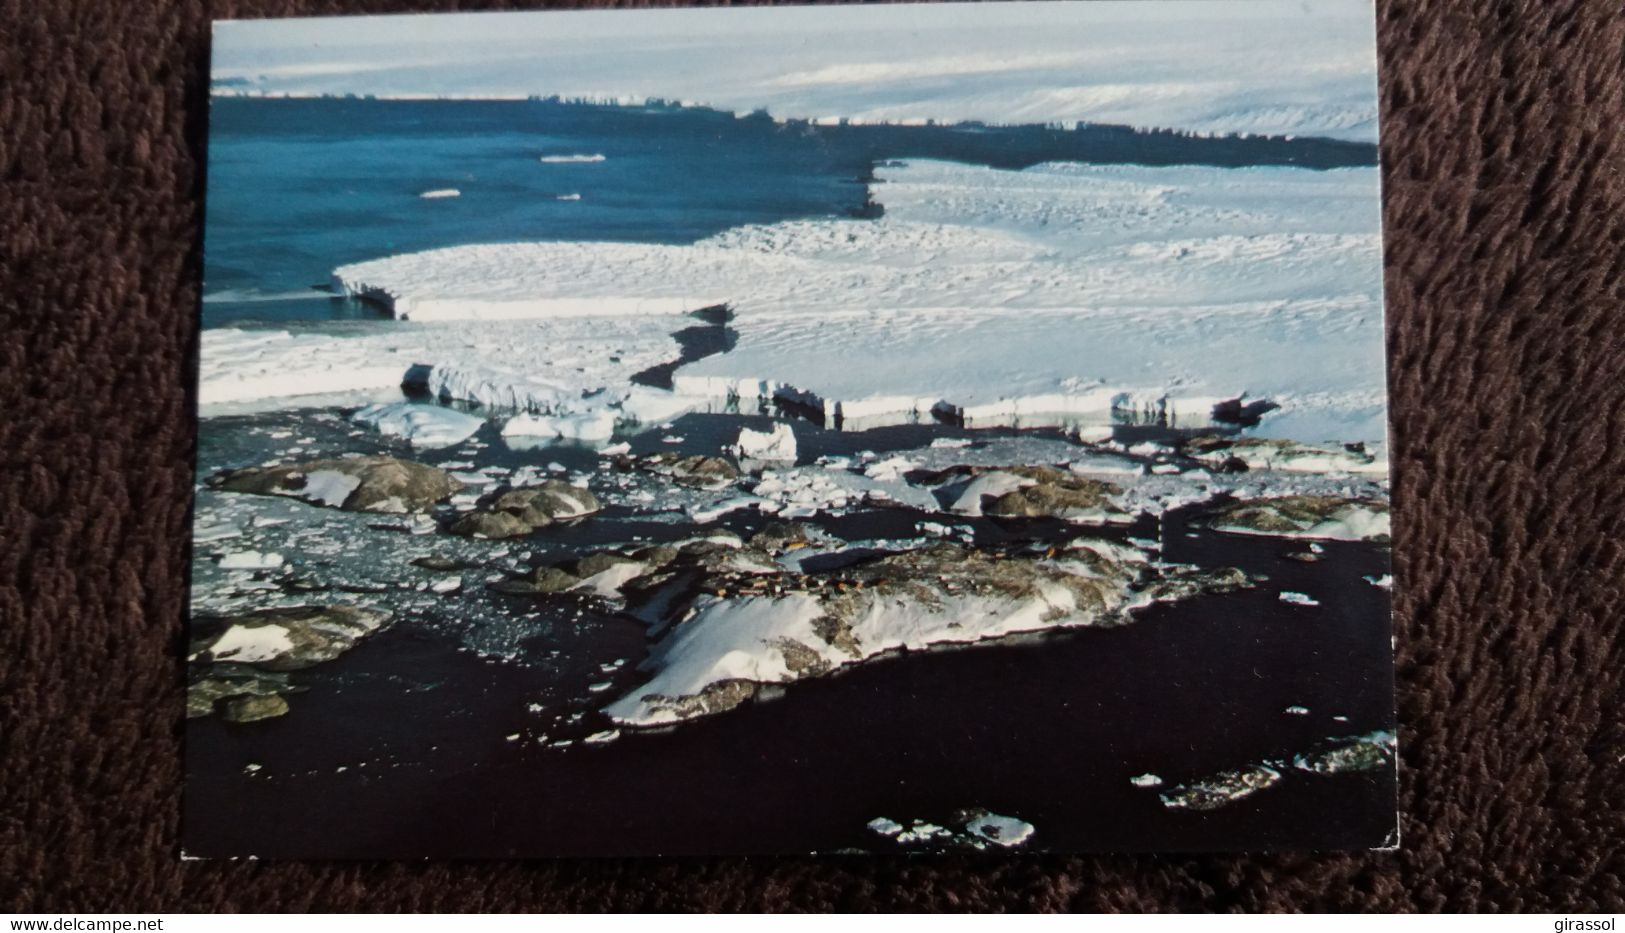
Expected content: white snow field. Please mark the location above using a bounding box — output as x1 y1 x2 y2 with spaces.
197 316 681 415
213 1 1379 141
311 160 1386 444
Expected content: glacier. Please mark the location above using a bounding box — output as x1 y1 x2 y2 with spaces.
303 160 1387 444
212 1 1379 142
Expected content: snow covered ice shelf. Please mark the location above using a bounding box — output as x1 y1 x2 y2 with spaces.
198 317 681 416
213 1 1380 142
318 160 1386 445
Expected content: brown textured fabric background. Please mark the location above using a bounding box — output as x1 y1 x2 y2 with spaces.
3 0 1624 912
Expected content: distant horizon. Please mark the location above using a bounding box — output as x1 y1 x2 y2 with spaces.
210 0 1380 142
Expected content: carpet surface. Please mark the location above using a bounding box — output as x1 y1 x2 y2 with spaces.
3 0 1623 913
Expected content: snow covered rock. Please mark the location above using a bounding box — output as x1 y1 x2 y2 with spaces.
222 693 291 723
730 422 797 463
189 605 394 672
1182 436 1382 474
600 539 1248 727
924 465 1130 524
211 456 460 513
1206 495 1390 541
1292 731 1396 775
448 480 600 539
216 550 284 571
1159 764 1282 812
351 401 484 449
502 410 617 443
186 668 294 719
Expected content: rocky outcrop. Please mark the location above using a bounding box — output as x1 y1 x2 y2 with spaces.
918 464 1129 523
635 452 742 490
1293 731 1396 774
211 456 460 513
1150 730 1396 812
187 604 393 723
448 480 600 539
1205 494 1390 541
730 423 797 463
522 532 1249 727
1182 436 1382 474
222 694 291 723
867 808 1035 851
1159 764 1283 811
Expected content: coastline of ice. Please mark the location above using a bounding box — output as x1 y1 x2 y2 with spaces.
212 1 1379 142
310 160 1385 444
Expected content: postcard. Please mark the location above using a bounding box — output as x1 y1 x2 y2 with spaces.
186 1 1397 856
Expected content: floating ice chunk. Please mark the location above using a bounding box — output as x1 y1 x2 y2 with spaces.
598 441 632 456
555 193 581 201
539 153 605 164
217 550 284 571
418 188 460 199
1071 425 1115 444
201 622 294 665
930 437 973 449
502 410 617 443
731 422 797 462
866 817 903 837
584 729 620 745
1364 574 1393 590
299 470 363 507
948 471 1035 516
351 401 484 449
1278 591 1320 607
1283 705 1310 715
194 521 242 543
1129 773 1163 788
963 812 1035 848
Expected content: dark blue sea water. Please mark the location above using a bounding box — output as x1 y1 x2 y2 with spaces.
202 97 1377 327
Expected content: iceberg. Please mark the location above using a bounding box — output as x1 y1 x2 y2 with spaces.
213 2 1380 141
351 401 484 448
323 160 1388 444
730 423 797 463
